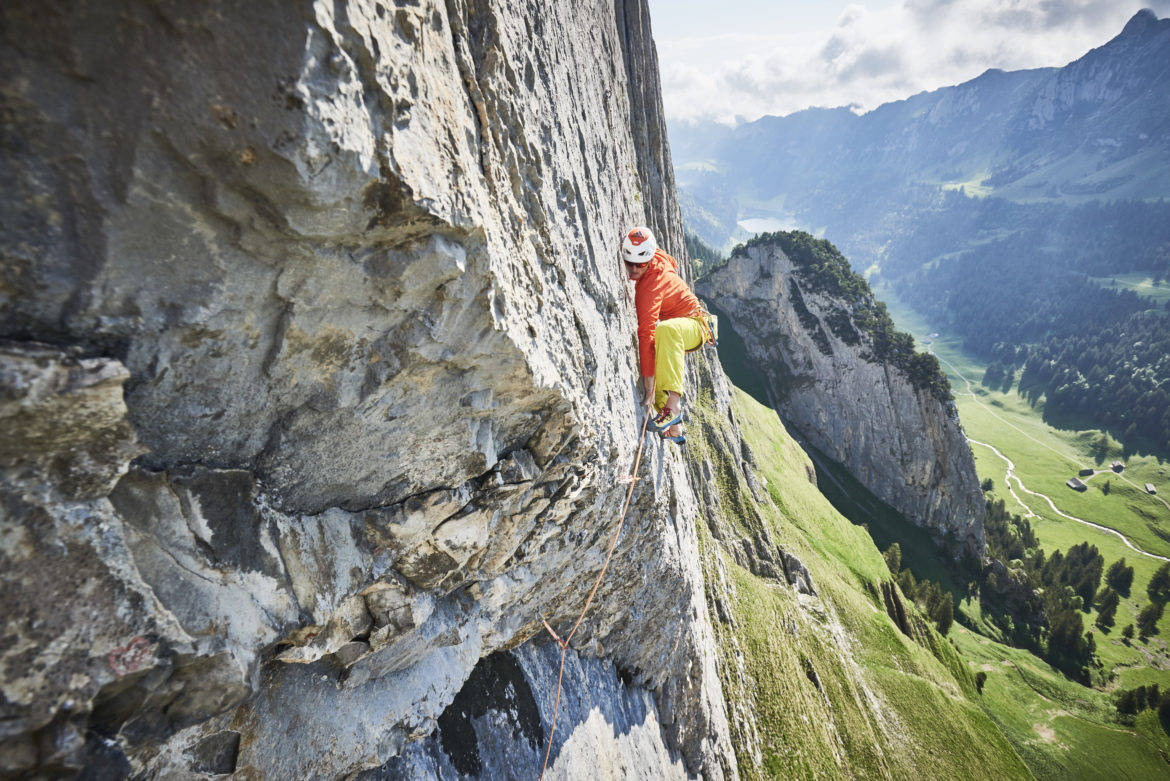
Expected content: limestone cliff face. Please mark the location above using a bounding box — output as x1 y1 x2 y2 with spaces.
697 239 986 555
1 1 733 778
1024 9 1170 132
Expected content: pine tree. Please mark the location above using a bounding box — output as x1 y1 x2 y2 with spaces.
1149 563 1170 603
1096 588 1119 629
934 594 954 636
883 542 901 576
1138 602 1163 639
1106 558 1135 595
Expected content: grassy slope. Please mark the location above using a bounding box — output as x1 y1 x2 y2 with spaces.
866 288 1170 776
949 621 1170 780
694 386 1031 779
875 288 1170 563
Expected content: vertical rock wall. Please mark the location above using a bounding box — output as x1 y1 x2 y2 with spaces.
1 1 735 778
697 241 986 554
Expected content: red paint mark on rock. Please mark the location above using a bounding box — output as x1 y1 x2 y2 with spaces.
107 636 154 677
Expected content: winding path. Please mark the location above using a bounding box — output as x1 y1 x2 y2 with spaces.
933 353 1169 562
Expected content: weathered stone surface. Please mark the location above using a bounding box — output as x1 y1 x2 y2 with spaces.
334 641 372 668
188 730 241 776
360 644 690 780
0 0 952 770
782 550 818 596
1 0 737 778
698 241 986 555
275 595 372 665
0 347 214 776
363 579 429 636
0 346 144 500
108 466 303 670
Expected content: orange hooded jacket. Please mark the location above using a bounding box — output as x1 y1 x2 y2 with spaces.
634 248 701 378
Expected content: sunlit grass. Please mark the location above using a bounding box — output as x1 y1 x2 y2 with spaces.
950 620 1170 780
694 386 1031 779
864 287 1170 769
1087 272 1170 305
704 286 1170 776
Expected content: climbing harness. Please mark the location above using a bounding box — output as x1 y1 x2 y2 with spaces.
536 386 656 780
687 302 718 352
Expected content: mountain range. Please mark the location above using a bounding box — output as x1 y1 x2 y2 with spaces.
673 9 1170 256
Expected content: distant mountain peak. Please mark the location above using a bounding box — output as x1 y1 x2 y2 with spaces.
1122 8 1159 36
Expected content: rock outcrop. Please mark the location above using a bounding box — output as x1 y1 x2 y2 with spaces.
697 237 986 555
1 0 735 777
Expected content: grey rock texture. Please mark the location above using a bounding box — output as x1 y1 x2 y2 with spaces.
1024 9 1170 132
697 241 986 555
359 643 689 780
1 0 747 779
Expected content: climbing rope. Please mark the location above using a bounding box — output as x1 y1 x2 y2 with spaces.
537 391 655 780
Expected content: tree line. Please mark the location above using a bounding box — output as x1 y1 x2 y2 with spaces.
882 542 954 636
890 193 1170 454
980 498 1101 681
685 230 725 278
977 497 1170 681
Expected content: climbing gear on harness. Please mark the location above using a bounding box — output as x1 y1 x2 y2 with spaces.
621 226 657 264
703 311 718 346
689 302 718 351
537 384 655 781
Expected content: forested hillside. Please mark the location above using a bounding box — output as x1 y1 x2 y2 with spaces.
894 192 1170 453
676 10 1170 455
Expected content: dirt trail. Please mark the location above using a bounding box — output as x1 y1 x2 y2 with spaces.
935 353 1169 562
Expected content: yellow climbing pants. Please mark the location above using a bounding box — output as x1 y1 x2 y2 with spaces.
653 316 706 413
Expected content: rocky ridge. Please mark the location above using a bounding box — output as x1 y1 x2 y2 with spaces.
696 238 986 555
674 10 1170 255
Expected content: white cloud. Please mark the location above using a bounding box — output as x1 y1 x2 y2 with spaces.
653 1 1170 124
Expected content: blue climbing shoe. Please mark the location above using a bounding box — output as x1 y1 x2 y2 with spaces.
649 406 683 431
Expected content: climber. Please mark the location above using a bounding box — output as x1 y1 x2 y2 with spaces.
621 226 714 445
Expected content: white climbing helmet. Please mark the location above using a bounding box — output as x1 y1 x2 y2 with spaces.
621 226 657 264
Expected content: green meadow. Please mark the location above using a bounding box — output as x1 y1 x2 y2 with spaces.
950 620 1170 780
703 282 1170 777
698 383 1170 779
874 287 1169 549
1087 272 1170 305
692 382 1032 780
867 286 1170 773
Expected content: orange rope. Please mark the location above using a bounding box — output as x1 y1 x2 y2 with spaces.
537 392 655 780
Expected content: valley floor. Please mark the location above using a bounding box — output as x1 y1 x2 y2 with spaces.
874 286 1170 779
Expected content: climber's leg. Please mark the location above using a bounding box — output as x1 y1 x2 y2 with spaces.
652 317 705 414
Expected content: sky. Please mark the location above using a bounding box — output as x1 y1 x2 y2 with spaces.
646 0 1170 125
